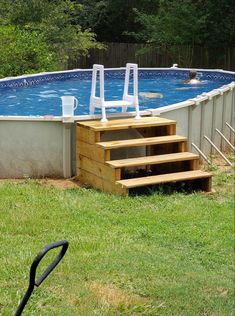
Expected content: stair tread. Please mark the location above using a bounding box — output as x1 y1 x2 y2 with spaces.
97 135 187 149
107 152 199 168
77 116 176 131
117 170 212 188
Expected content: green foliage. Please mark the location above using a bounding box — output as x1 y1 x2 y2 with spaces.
0 0 234 76
77 0 160 42
129 0 234 65
197 0 235 48
0 26 57 77
0 0 103 77
133 1 205 48
70 0 235 48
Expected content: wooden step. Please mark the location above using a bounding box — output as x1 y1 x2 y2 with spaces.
77 116 176 132
96 135 187 150
116 170 212 191
106 152 199 168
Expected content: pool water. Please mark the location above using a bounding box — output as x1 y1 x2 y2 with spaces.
0 76 232 116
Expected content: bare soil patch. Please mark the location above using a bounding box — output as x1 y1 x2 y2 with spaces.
88 281 148 307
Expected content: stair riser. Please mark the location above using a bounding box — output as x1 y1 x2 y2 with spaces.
109 142 187 161
119 160 199 180
128 178 212 194
118 176 212 191
77 124 177 146
135 125 176 138
117 171 212 191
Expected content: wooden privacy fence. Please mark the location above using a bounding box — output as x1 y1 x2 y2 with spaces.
68 42 235 71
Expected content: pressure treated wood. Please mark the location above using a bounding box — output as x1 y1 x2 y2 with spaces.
77 126 101 144
77 140 110 162
78 155 118 182
77 117 176 131
106 152 199 168
79 169 128 195
96 135 187 149
76 116 212 194
117 170 212 189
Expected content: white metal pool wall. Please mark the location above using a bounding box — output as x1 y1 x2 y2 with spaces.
149 81 235 157
0 70 234 179
0 119 75 178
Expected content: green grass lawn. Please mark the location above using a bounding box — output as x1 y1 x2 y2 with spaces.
0 167 234 315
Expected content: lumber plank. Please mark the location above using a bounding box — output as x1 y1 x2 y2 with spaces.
77 126 100 144
96 135 187 149
117 170 212 188
77 117 176 131
77 155 117 181
78 169 128 195
167 124 176 135
77 140 109 163
201 176 212 192
106 152 199 168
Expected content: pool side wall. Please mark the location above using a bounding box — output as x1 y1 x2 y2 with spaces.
155 83 235 156
0 68 234 178
0 120 75 178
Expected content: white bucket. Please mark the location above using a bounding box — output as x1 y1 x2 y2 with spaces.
61 96 78 117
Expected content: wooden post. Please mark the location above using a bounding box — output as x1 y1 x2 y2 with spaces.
201 177 212 192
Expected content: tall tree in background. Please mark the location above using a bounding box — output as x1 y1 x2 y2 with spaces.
0 0 103 77
131 0 206 65
0 0 234 74
131 0 235 65
198 0 235 48
77 0 160 42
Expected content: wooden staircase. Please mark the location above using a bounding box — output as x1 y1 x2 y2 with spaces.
76 117 212 195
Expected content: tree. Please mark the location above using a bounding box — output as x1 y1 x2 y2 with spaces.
196 0 235 48
0 0 103 76
77 0 160 42
0 26 57 77
128 0 235 67
132 0 206 65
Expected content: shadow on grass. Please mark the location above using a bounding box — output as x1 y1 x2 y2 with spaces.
129 180 204 196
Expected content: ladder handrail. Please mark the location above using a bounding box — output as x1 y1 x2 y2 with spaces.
123 63 138 103
89 63 140 122
90 64 105 100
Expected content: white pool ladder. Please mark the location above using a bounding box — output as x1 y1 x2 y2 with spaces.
89 63 141 122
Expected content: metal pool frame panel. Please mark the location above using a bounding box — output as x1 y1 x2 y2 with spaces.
0 68 234 178
150 81 235 157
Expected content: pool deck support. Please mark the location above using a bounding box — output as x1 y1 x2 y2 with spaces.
153 82 235 158
215 128 235 151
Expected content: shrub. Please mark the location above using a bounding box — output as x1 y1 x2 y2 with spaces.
0 26 58 78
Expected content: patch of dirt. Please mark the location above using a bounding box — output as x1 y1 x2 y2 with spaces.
0 179 26 184
0 177 85 190
41 178 85 190
88 281 148 307
201 153 234 175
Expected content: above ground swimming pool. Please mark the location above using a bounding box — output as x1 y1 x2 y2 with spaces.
0 68 234 117
0 67 234 179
